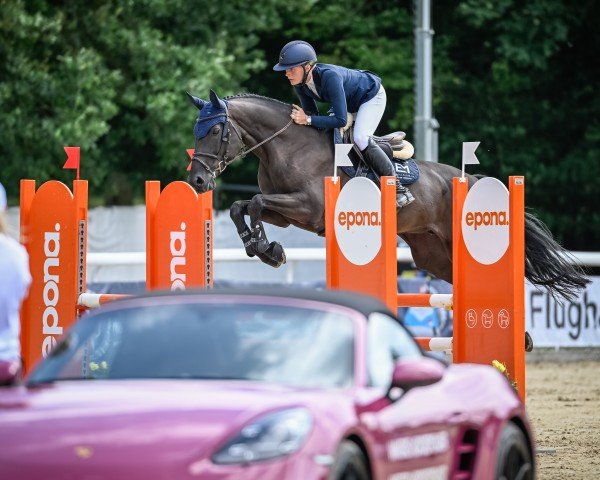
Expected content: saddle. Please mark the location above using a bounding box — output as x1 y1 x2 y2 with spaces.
371 132 413 160
340 111 414 161
334 113 420 186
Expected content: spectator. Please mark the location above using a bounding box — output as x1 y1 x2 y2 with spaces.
0 181 31 381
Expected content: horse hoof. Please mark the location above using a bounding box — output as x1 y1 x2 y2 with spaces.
258 251 282 268
255 242 286 268
268 242 286 267
525 331 533 352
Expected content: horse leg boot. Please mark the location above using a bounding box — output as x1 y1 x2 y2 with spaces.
230 200 255 258
362 138 414 207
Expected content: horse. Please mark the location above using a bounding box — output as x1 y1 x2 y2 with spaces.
186 90 588 301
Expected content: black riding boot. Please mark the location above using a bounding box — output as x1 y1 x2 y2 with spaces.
361 138 414 208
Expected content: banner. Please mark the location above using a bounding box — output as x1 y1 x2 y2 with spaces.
526 277 600 347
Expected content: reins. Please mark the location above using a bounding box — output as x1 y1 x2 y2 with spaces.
192 111 294 177
235 118 293 161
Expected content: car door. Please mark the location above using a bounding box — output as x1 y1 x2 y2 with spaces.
365 312 459 478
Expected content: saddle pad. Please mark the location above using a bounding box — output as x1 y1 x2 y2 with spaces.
340 159 419 186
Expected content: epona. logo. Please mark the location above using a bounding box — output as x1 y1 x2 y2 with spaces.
170 222 187 290
334 177 382 266
42 223 62 357
461 177 509 265
337 210 381 230
465 210 509 230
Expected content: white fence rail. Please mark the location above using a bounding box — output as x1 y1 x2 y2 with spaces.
84 250 600 348
87 249 600 284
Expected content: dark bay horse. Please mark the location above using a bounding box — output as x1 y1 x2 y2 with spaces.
187 90 588 301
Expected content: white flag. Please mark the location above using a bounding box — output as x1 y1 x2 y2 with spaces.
462 142 480 165
461 141 480 179
333 144 354 180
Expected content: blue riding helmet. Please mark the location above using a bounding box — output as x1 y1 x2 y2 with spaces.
273 40 317 71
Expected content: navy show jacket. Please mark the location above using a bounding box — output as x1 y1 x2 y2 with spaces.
293 63 381 130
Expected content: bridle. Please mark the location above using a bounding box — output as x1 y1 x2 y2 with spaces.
192 105 293 179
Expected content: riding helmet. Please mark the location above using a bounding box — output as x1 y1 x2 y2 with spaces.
273 40 317 71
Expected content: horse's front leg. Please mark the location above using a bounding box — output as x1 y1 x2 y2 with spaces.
229 200 254 257
230 198 287 268
247 192 317 268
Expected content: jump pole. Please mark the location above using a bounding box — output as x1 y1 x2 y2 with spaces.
325 175 526 400
20 177 213 374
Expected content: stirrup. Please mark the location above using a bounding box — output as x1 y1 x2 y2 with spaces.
396 187 415 208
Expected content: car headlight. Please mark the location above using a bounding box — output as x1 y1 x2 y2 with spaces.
212 408 313 465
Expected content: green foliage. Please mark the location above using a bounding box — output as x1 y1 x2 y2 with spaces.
0 0 597 247
0 0 278 203
249 1 414 131
434 0 599 247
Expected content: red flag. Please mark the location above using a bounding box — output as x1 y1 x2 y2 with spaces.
186 149 194 172
63 146 81 179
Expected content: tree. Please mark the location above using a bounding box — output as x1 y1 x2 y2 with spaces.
433 0 599 248
0 0 282 203
1 0 597 247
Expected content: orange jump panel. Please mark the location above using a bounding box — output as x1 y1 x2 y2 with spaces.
325 176 398 311
146 181 213 290
20 178 214 374
453 176 525 400
19 180 88 374
325 175 526 401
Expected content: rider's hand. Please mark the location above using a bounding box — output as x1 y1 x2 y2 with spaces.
291 104 309 125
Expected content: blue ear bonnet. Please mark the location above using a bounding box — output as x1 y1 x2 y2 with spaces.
194 98 228 139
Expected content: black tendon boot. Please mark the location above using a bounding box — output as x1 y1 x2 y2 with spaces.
362 138 415 208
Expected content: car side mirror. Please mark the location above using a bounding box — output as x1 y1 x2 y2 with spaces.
0 360 21 387
390 356 445 393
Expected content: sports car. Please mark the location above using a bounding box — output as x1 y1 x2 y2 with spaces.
0 288 534 479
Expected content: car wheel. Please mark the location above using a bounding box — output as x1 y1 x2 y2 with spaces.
329 440 370 480
495 423 534 480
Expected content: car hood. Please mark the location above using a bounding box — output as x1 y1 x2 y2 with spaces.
0 380 355 476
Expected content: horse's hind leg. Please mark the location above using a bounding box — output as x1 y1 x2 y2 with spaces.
230 200 284 268
402 232 453 283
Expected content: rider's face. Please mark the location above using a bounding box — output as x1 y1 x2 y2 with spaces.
285 65 308 86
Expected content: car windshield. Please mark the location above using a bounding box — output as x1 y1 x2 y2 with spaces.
28 300 355 389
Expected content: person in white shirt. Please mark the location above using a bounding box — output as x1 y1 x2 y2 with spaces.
0 181 31 379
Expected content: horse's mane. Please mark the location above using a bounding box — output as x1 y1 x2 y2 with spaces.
225 93 291 114
225 92 328 140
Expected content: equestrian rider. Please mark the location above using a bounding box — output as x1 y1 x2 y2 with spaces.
274 40 414 207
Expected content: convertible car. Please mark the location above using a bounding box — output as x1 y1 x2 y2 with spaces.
0 288 534 480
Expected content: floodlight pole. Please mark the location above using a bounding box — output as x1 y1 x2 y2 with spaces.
414 0 439 162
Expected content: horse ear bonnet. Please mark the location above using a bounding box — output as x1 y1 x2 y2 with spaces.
186 91 208 110
193 90 228 139
209 90 227 110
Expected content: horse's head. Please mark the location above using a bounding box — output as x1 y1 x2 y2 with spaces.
186 90 244 193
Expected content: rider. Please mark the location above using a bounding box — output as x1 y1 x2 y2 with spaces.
273 40 414 207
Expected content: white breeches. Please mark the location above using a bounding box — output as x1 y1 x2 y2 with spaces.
353 86 386 151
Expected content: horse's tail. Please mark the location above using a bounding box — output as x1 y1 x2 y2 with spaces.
524 210 589 301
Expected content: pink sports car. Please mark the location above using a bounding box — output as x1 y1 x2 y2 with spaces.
0 288 534 479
